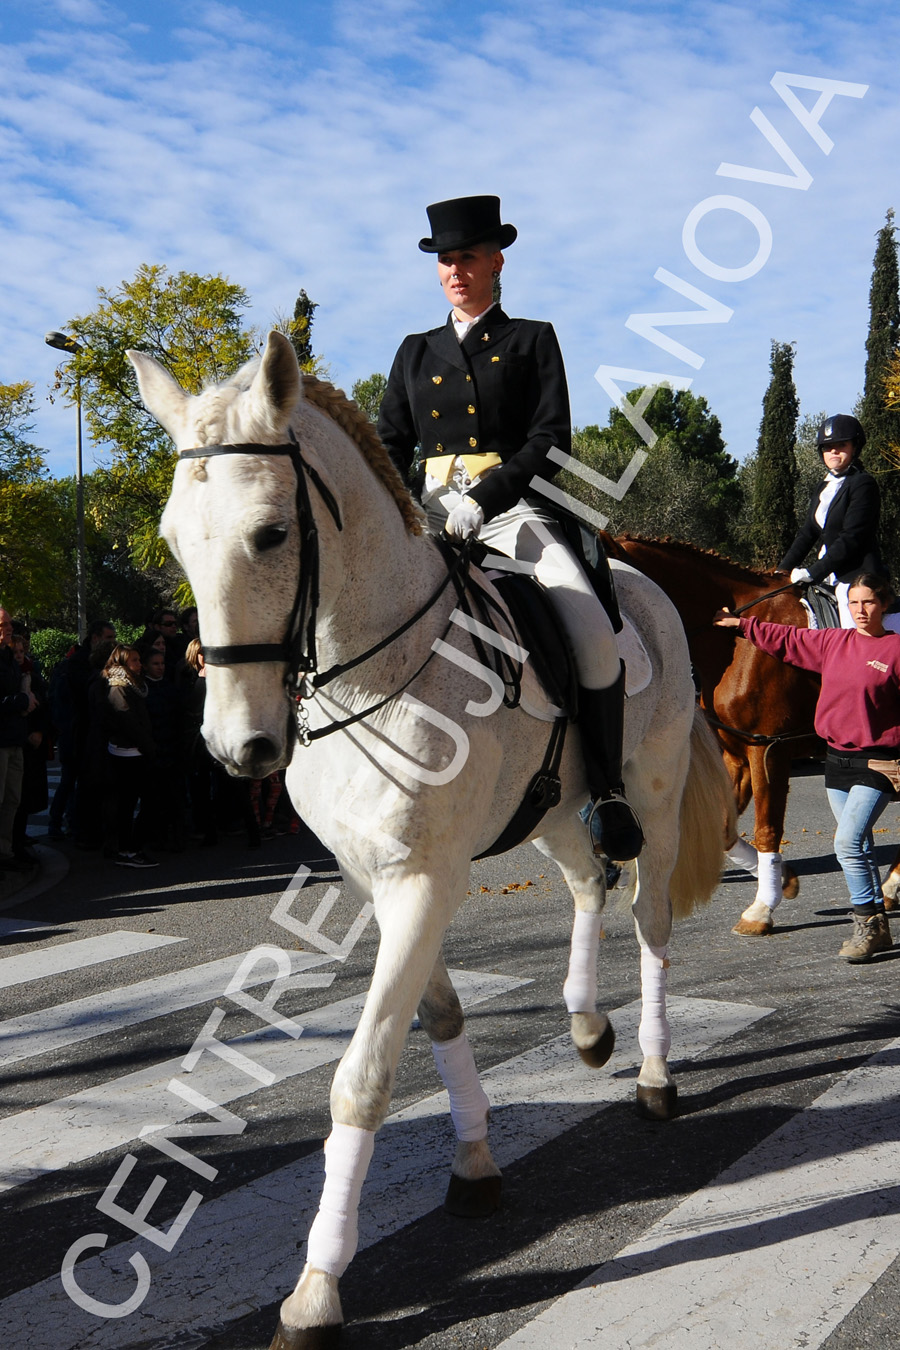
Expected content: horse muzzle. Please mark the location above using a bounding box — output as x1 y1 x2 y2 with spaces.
205 726 290 779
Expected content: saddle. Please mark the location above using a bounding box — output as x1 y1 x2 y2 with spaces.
801 582 841 629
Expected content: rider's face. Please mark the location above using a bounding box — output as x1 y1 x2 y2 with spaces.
821 441 855 474
437 246 502 319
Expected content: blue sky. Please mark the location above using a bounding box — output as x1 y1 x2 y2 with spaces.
1 0 897 478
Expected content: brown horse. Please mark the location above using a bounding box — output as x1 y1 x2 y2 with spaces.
604 534 822 935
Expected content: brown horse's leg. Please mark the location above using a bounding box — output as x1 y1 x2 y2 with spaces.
882 847 900 911
732 743 792 936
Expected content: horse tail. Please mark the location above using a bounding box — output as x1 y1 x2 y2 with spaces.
669 705 736 919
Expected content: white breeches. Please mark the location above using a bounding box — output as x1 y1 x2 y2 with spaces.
424 488 619 690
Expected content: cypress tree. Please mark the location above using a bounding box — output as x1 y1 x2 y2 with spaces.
860 209 900 579
289 289 318 370
751 340 799 568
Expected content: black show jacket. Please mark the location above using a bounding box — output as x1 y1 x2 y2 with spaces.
377 306 571 523
779 461 885 585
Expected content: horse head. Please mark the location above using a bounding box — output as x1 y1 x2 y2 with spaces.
129 332 306 778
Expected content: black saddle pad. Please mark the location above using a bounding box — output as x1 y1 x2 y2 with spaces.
485 571 577 717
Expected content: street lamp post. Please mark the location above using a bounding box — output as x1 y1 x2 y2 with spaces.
45 330 87 642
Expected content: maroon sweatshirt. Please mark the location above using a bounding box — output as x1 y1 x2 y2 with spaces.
739 617 900 753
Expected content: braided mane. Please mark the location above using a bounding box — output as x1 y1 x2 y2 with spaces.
608 532 781 586
301 374 424 536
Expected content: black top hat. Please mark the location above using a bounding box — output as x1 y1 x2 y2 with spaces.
418 195 517 253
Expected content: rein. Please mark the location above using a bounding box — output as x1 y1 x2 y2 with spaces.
728 580 797 617
179 434 485 745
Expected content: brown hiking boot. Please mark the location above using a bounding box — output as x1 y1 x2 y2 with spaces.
839 912 893 963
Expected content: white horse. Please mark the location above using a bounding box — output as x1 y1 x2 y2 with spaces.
130 332 734 1348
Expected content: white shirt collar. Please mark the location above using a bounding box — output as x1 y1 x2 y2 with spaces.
452 302 497 343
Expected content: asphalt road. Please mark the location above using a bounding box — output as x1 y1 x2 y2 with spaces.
1 760 899 1350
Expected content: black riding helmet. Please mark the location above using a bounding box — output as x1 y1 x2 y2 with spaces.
816 413 866 457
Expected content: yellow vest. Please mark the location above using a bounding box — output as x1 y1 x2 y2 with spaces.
424 452 502 485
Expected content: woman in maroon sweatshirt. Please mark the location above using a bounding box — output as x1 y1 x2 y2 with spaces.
715 572 900 963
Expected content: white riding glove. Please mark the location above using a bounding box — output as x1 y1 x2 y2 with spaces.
445 497 484 541
790 567 812 585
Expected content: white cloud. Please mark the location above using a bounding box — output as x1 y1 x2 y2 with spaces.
0 0 897 479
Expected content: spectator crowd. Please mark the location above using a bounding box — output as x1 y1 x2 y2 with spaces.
0 605 297 875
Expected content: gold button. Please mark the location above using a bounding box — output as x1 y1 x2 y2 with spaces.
467 404 476 414
469 437 477 448
491 355 499 362
431 409 440 418
465 374 472 382
435 443 443 452
432 375 442 384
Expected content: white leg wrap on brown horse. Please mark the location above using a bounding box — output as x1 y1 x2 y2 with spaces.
563 909 602 1013
638 945 671 1059
431 1032 490 1140
754 850 782 909
305 1124 375 1277
726 835 761 876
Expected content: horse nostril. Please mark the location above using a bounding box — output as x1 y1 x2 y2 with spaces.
246 736 277 767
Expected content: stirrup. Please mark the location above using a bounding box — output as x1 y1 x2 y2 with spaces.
587 791 644 862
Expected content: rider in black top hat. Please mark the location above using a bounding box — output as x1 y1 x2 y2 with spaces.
377 194 644 862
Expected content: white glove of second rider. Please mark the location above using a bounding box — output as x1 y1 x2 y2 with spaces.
790 567 812 585
445 497 484 541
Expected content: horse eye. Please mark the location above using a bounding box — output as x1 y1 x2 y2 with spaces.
255 524 288 553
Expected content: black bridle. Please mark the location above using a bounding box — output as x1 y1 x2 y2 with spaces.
178 432 478 744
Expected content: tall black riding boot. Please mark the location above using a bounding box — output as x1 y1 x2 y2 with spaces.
578 663 644 861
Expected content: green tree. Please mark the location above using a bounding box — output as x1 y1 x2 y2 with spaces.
51 264 256 574
560 387 743 552
286 289 318 370
0 381 47 483
352 372 387 423
0 478 71 617
750 341 799 568
860 209 900 577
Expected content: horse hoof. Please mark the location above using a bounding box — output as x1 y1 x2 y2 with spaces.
732 917 773 936
635 1083 678 1120
269 1322 342 1349
884 892 898 913
781 864 800 900
575 1019 616 1069
444 1172 502 1217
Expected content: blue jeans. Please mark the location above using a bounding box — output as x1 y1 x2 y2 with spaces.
825 785 891 908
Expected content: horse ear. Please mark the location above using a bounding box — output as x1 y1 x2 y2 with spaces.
251 332 302 430
127 350 190 438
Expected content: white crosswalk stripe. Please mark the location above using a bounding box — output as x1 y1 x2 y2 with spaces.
0 996 767 1348
0 929 183 990
0 967 526 1193
496 1036 900 1349
1 893 897 1350
0 949 334 1066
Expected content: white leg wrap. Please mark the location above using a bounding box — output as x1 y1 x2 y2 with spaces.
305 1123 375 1278
638 944 671 1060
755 850 782 910
726 836 759 876
431 1031 490 1141
563 909 602 1013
